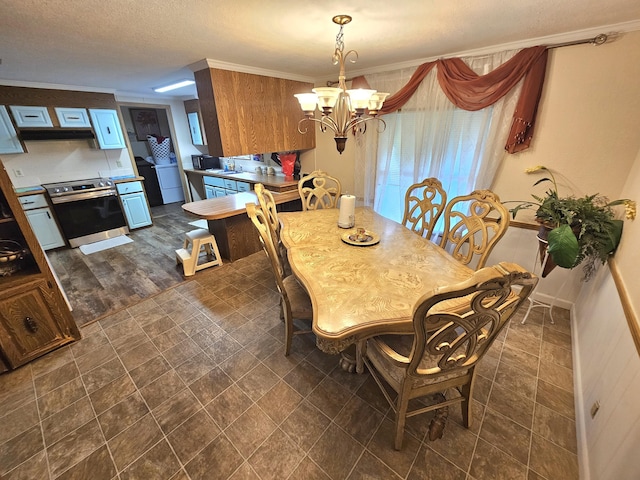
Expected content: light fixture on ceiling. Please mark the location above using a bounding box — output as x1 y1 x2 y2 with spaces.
294 15 389 155
153 79 195 93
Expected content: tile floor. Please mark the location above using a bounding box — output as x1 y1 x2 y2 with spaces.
0 252 579 479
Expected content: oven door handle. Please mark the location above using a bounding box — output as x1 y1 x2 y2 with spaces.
50 189 117 204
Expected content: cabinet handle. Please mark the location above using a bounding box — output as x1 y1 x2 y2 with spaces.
22 201 35 205
25 115 39 118
46 211 51 219
106 126 111 134
24 317 39 333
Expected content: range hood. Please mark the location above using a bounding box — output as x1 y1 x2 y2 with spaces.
20 129 95 141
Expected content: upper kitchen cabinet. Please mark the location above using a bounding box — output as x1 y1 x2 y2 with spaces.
0 106 24 154
54 107 91 128
184 99 206 146
9 105 53 128
194 68 316 157
89 109 126 149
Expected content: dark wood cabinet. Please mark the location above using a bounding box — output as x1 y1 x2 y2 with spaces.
0 160 80 371
194 68 316 157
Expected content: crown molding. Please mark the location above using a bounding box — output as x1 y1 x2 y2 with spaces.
187 59 315 84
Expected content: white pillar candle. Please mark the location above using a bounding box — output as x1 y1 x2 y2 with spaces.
338 194 356 228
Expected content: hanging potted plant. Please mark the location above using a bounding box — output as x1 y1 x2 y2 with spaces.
507 166 636 280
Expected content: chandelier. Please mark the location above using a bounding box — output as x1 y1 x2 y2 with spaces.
294 15 389 154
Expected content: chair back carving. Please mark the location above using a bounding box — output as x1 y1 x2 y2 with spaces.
298 170 342 211
409 262 536 378
253 183 288 271
246 202 288 300
402 178 447 240
439 190 509 269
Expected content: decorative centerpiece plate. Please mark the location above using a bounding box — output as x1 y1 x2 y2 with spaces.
341 230 380 247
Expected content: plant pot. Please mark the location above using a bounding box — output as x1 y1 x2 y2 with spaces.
536 225 556 278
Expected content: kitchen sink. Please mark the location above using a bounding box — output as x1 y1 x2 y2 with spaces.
205 169 242 174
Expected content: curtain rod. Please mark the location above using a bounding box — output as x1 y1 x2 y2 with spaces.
547 33 608 49
327 33 610 86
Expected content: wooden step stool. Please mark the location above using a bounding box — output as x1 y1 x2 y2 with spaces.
176 229 222 276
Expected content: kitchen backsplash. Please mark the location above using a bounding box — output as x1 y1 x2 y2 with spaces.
2 139 132 188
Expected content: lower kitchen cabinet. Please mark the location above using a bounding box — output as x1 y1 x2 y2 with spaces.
116 180 152 229
19 193 65 250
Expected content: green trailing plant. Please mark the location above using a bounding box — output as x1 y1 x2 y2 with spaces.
506 166 636 280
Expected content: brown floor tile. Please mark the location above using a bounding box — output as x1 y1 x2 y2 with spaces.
34 361 80 397
283 360 326 397
0 400 39 444
540 341 573 370
30 346 74 378
536 379 575 420
407 445 466 480
280 400 331 452
307 376 354 420
219 349 261 381
118 339 161 372
538 358 574 392
98 391 149 440
529 432 579 479
532 403 578 453
256 380 304 424
469 438 527 480
129 354 172 389
309 423 365 480
119 439 182 480
38 377 87 419
107 413 163 471
235 363 280 401
81 357 127 394
2 449 49 480
189 366 234 404
167 409 220 464
367 419 422 477
229 462 261 479
334 394 385 446
89 374 136 415
225 404 278 458
204 384 253 429
185 435 244 480
487 383 535 429
493 360 538 399
153 388 201 434
500 343 540 377
47 419 105 478
41 396 95 446
74 342 118 375
247 428 305 480
55 445 116 480
140 369 186 409
426 416 478 473
479 407 531 465
348 450 403 480
0 424 43 476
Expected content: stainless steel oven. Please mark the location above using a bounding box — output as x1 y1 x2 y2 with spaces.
43 178 128 248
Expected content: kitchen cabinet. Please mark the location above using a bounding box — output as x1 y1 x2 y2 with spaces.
0 161 80 371
0 106 24 154
187 112 204 146
116 181 152 229
89 108 126 149
194 68 315 157
54 107 91 128
9 105 53 128
184 99 206 146
19 194 65 250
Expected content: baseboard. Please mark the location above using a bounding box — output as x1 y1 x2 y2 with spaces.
531 291 574 311
571 306 590 480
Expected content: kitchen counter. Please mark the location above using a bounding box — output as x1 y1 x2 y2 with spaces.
182 189 302 261
184 169 299 193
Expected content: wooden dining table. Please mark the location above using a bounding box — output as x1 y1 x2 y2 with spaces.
278 207 475 363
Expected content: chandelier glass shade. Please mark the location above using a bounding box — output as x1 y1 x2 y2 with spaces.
294 15 388 154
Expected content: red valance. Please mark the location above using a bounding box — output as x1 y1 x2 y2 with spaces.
351 46 549 153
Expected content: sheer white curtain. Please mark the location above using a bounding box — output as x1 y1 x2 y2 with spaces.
355 49 523 223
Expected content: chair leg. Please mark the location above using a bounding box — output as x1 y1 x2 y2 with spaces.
394 383 411 450
283 308 293 357
460 376 475 428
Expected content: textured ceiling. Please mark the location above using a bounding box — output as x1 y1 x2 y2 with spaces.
1 0 640 100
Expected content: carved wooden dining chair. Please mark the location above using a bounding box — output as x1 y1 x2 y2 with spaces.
361 262 537 450
402 177 447 241
246 202 313 355
253 183 289 274
439 189 510 269
298 170 342 211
